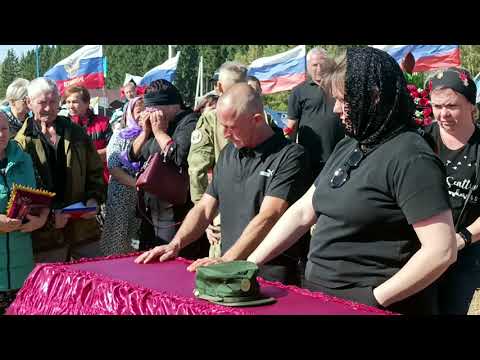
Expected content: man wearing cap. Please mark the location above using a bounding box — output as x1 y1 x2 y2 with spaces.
136 83 310 285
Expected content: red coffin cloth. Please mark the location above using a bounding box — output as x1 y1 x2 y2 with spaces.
6 254 396 315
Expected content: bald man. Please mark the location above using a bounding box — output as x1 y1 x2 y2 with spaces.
136 84 310 285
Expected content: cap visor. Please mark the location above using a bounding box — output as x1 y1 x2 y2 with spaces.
210 296 276 307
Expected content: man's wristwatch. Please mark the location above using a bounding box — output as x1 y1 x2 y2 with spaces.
458 227 473 248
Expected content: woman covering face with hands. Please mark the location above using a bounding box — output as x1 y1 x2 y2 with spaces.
128 80 204 257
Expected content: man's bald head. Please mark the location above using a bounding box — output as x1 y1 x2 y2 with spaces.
217 83 268 148
217 83 263 120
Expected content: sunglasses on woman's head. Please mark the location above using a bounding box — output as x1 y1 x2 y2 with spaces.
329 147 365 189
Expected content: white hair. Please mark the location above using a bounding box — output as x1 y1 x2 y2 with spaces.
307 47 328 63
6 78 30 102
27 77 59 100
218 61 248 89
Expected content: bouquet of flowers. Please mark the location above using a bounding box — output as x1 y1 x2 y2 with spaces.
407 84 433 127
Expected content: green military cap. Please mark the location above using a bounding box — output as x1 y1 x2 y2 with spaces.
194 261 276 307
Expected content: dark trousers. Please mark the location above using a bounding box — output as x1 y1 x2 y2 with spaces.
0 290 18 315
437 245 480 315
259 253 304 287
138 213 209 260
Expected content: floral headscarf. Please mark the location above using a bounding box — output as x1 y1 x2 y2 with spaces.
119 96 143 140
118 96 143 173
429 67 477 105
344 47 417 150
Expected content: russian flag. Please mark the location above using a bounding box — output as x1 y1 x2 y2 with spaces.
139 52 180 86
44 45 105 95
247 45 306 95
370 45 461 72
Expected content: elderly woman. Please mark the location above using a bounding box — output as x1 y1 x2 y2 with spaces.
247 47 457 315
100 96 144 255
64 85 112 185
424 68 480 314
0 112 49 314
0 78 30 137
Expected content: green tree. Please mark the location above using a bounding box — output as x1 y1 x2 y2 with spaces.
18 49 36 80
175 45 200 107
0 49 20 98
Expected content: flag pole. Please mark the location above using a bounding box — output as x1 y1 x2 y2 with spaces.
194 55 203 108
35 45 40 78
304 45 307 81
102 55 108 117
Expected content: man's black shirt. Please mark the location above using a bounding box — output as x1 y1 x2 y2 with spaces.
206 130 310 254
288 80 345 175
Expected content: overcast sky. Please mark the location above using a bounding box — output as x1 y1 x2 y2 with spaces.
0 45 37 62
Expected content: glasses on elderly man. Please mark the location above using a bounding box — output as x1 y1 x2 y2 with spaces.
329 146 365 189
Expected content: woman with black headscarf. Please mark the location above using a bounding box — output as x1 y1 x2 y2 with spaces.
248 47 457 315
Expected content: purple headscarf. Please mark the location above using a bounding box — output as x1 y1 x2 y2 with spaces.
117 96 143 173
119 96 143 140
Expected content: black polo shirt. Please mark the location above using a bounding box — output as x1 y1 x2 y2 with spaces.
288 80 345 175
205 130 310 253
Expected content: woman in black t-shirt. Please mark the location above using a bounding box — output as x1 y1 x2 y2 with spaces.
424 67 480 314
248 47 457 315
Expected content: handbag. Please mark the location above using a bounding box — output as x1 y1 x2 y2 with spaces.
136 151 189 206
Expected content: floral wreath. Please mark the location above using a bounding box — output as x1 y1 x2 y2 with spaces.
407 83 433 127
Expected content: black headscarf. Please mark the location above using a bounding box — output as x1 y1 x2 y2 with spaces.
345 47 417 151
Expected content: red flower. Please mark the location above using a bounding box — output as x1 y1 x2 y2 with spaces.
407 84 418 92
410 90 420 98
423 107 432 117
420 89 429 98
419 98 430 106
459 72 469 86
415 118 423 125
423 117 433 126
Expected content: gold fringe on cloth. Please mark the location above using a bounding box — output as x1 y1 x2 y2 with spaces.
6 183 55 218
467 288 480 315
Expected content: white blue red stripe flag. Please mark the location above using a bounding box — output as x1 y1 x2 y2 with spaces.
139 52 180 86
44 45 105 94
247 45 306 94
370 45 461 72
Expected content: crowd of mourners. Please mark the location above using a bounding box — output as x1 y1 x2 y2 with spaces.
1 46 480 315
